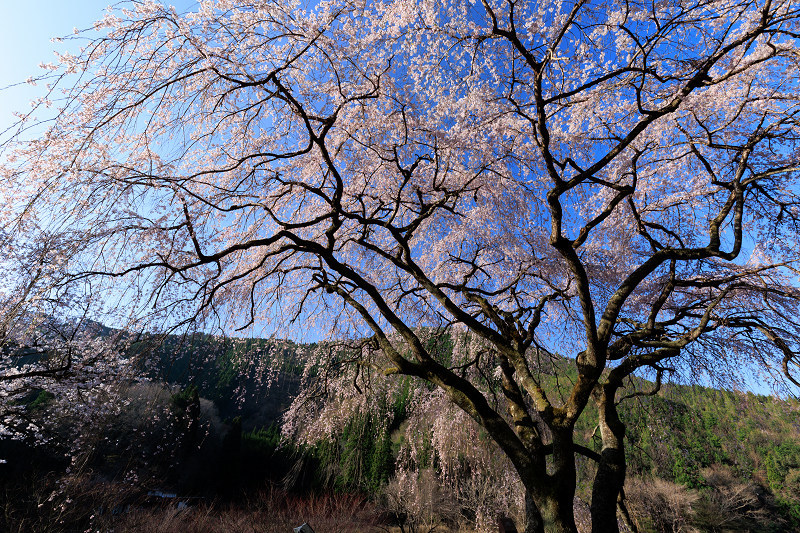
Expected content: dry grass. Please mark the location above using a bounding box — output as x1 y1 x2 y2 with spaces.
101 489 385 533
625 477 700 533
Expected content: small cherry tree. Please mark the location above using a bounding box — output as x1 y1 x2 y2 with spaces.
0 232 130 458
3 0 800 531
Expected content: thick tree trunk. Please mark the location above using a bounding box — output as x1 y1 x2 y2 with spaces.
522 487 579 533
519 468 579 533
520 428 580 533
548 429 580 533
524 490 545 533
538 496 579 533
590 447 625 532
590 385 627 533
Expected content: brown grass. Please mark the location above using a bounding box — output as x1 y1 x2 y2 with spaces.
100 489 386 533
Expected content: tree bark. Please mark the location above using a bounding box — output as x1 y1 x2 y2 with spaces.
538 498 579 533
590 447 625 533
522 487 579 533
549 428 580 533
520 428 580 533
617 488 638 533
590 385 626 533
524 490 545 533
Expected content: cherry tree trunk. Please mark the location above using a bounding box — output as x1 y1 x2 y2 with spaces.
590 387 627 533
524 489 579 533
590 447 625 533
522 429 580 533
523 491 545 533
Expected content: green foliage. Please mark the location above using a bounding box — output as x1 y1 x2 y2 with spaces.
243 424 283 453
424 332 454 367
330 411 395 493
620 386 800 488
27 390 55 411
765 442 800 522
766 442 800 492
171 384 200 410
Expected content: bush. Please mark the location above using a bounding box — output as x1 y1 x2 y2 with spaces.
625 476 699 532
693 466 781 532
382 468 461 533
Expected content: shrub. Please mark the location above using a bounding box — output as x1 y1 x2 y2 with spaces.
625 476 699 533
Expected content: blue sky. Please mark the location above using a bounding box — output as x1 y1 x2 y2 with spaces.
1 0 113 131
0 1 197 134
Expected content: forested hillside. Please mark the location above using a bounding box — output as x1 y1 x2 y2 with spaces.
2 333 799 532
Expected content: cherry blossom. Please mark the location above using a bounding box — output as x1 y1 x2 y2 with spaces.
2 0 800 531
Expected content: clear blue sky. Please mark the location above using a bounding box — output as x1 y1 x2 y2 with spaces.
0 1 196 133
